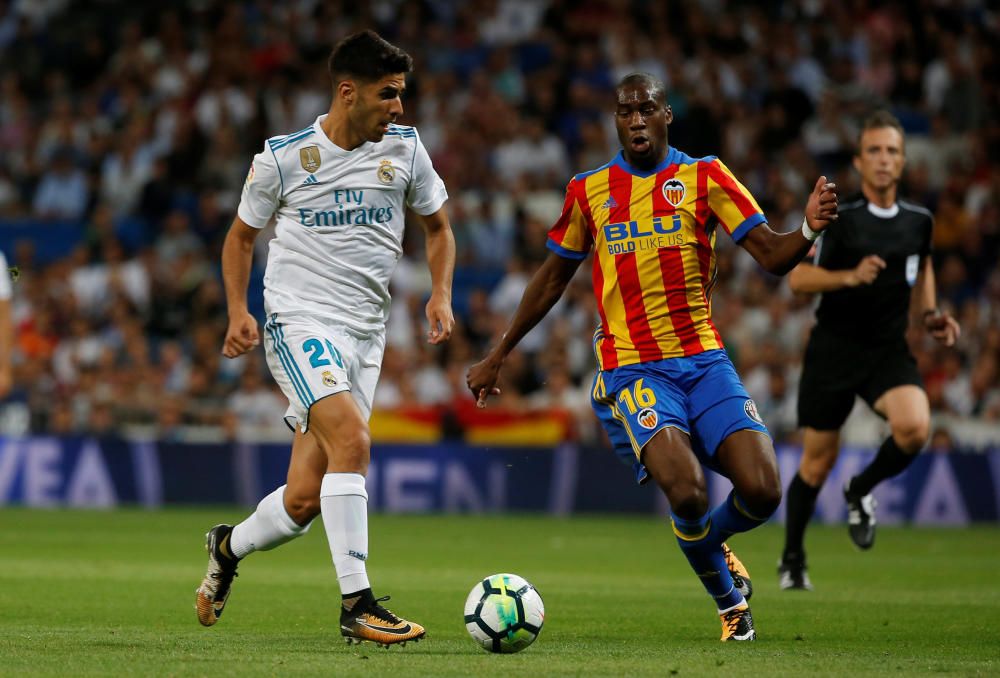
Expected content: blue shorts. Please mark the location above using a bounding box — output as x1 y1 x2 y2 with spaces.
590 349 770 484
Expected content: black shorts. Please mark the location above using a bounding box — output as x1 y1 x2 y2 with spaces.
797 326 923 431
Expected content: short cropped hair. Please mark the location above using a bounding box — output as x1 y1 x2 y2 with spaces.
857 110 905 151
328 30 413 84
616 73 667 106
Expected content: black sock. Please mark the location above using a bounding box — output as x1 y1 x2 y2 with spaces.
341 588 374 612
217 529 239 565
850 435 917 496
783 473 821 562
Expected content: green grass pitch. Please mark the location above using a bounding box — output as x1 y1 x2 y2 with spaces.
1 508 997 677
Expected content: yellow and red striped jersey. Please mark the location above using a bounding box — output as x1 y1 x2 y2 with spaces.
547 147 766 370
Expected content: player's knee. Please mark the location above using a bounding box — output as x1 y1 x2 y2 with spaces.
284 494 321 525
799 451 836 486
332 426 371 470
669 483 709 520
891 418 929 454
743 482 782 519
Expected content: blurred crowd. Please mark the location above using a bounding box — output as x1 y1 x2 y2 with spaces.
0 0 998 446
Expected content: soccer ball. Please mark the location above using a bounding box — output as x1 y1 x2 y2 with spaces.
463 573 544 653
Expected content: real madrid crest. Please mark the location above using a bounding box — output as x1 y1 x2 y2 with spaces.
377 159 395 184
322 371 337 387
662 178 686 207
299 146 322 173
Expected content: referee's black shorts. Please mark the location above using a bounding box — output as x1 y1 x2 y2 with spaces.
797 325 923 431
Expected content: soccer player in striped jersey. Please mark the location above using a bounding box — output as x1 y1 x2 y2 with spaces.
467 73 838 641
195 31 454 647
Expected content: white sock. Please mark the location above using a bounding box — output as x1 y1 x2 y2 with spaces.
230 485 312 559
320 472 371 595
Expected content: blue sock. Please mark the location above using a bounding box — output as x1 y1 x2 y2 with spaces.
671 512 745 611
707 491 769 547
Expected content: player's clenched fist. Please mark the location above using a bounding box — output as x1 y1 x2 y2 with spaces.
805 175 838 233
466 356 502 408
426 293 454 344
223 311 259 358
848 255 887 287
924 309 961 347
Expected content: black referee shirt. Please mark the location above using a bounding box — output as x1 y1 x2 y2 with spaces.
807 194 933 344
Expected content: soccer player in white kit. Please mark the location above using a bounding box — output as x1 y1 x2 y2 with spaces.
196 31 455 647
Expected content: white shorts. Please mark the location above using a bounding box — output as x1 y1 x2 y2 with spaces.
262 313 385 432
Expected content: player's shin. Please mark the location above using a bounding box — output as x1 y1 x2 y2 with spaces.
849 435 917 496
671 512 745 611
783 473 820 559
706 490 771 546
230 485 313 559
320 472 371 595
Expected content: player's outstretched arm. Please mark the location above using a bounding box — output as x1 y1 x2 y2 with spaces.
741 177 838 276
466 252 583 407
788 255 886 293
415 207 456 345
221 216 262 358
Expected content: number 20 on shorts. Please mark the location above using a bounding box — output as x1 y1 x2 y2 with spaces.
302 338 344 369
617 378 657 414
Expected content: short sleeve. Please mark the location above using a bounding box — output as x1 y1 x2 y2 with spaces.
406 131 448 216
546 179 592 260
0 251 11 301
236 144 282 229
706 159 767 243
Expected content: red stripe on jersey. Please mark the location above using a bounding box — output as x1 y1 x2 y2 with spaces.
591 257 618 369
578 172 616 368
608 164 662 363
656 245 705 354
575 177 599 244
548 180 577 245
708 161 757 220
616 252 664 362
652 166 704 354
695 163 723 345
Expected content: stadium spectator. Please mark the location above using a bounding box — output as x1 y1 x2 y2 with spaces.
0 0 995 447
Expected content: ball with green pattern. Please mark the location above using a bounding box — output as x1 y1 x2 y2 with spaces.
464 573 544 653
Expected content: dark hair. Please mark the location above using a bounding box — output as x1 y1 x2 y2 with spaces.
857 110 904 151
328 30 413 84
616 73 667 106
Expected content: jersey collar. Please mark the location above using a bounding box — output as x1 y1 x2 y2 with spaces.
611 146 679 178
313 114 369 156
866 201 900 219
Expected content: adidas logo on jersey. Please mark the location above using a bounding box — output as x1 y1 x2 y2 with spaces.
302 174 319 186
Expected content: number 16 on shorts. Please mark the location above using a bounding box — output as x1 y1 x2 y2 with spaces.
618 379 661 431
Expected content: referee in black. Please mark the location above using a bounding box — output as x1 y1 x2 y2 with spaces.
778 111 960 590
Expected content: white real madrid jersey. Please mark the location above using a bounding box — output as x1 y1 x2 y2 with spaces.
237 115 448 333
